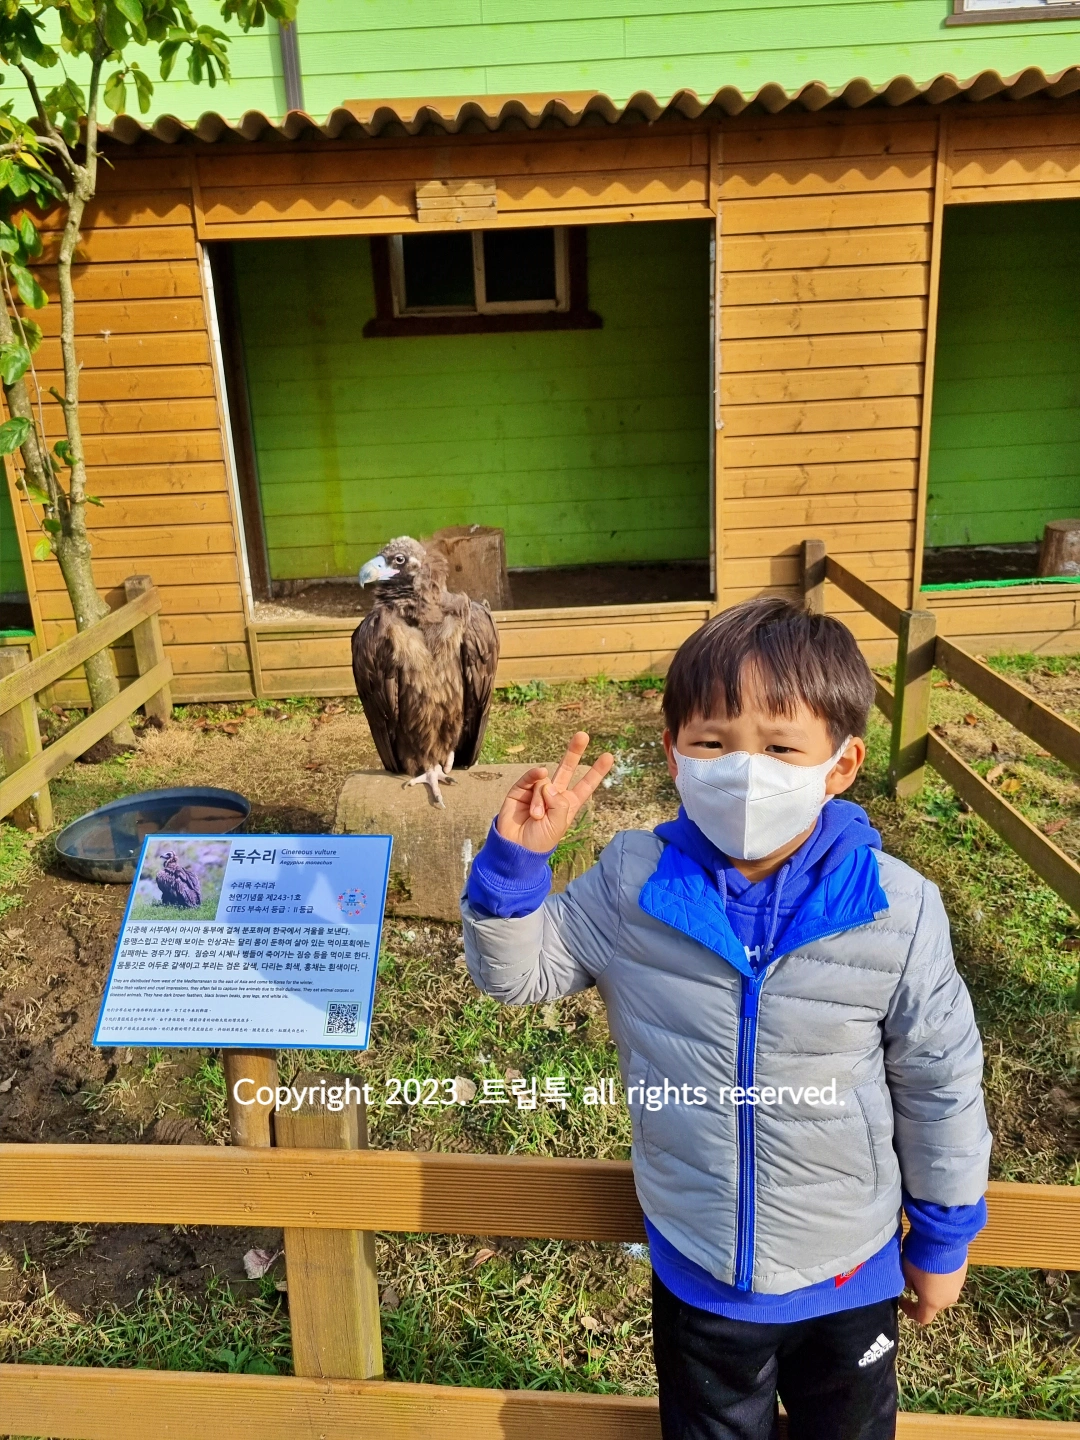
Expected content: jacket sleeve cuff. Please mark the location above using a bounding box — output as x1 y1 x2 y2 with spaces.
902 1192 987 1275
465 820 554 919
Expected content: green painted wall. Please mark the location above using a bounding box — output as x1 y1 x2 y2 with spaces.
0 479 26 600
926 200 1080 550
12 1 1080 127
233 220 711 579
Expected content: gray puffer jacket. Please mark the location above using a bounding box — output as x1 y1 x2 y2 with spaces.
462 829 991 1294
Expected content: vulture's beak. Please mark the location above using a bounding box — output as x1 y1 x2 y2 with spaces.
359 555 399 587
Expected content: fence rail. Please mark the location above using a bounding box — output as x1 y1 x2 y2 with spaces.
0 575 172 826
1 1131 1078 1440
2 1145 1077 1267
804 540 1080 994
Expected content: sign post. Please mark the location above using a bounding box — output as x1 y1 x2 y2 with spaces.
223 1048 279 1147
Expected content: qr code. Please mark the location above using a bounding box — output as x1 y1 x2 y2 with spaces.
325 1002 360 1036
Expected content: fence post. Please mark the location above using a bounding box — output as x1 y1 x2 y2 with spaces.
123 575 172 725
801 539 826 616
222 1049 279 1147
888 609 937 799
0 646 53 831
275 1070 384 1380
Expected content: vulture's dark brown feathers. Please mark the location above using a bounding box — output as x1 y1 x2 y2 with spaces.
352 536 500 804
155 851 202 909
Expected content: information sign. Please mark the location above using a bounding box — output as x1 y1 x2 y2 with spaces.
93 833 392 1049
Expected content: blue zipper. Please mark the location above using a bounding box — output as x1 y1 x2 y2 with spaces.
730 913 877 1292
733 967 764 1291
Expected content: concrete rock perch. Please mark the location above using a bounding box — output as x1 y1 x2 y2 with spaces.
334 764 588 922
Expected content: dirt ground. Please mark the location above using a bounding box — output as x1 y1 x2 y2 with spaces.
253 562 711 622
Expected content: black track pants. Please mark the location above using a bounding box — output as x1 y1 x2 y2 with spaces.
652 1273 899 1440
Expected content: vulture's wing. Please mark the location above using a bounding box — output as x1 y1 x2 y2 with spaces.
456 600 500 769
351 610 404 773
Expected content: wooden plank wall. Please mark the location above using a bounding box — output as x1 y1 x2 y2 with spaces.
255 602 713 697
18 154 253 705
717 111 935 665
194 127 713 240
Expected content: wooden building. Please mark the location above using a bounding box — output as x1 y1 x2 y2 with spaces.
4 4 1080 700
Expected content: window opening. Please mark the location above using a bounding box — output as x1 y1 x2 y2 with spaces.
391 227 567 317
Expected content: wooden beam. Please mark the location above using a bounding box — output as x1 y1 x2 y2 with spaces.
0 585 160 717
0 647 52 830
0 659 171 819
801 538 826 615
276 1072 383 1381
0 1146 1075 1268
911 111 949 599
222 1049 278 1148
825 555 904 635
124 575 173 724
927 730 1080 919
934 637 1080 775
889 609 937 798
0 1363 1076 1440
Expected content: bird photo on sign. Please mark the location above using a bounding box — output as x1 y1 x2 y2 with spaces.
351 536 500 806
129 839 229 922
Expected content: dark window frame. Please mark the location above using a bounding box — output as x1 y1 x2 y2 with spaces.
363 227 602 338
946 0 1080 23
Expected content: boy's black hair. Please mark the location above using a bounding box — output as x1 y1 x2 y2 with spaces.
662 596 876 746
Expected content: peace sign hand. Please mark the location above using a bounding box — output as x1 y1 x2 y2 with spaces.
496 732 615 855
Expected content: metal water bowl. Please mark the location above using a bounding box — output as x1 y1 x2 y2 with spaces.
55 786 250 883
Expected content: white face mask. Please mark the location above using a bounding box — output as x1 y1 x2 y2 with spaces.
673 739 850 862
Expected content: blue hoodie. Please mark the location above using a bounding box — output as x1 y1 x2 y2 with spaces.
466 799 986 1322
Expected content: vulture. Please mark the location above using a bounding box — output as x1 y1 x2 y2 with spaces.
351 536 500 805
155 851 202 909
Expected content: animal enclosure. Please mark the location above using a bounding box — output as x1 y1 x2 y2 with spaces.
6 98 1080 701
224 220 712 606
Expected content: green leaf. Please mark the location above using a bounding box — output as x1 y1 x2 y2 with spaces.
243 1356 277 1376
53 439 73 466
104 70 127 116
16 214 41 260
0 342 30 385
115 0 145 23
10 264 47 310
23 484 51 506
103 4 130 53
32 535 52 561
67 0 96 22
42 515 61 534
19 318 43 353
85 493 104 506
132 67 154 113
0 414 31 453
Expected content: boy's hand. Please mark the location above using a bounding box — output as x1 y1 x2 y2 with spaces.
900 1256 968 1324
496 732 614 854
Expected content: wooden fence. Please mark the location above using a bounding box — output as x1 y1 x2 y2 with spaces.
802 539 1080 1006
1 1078 1078 1440
0 576 172 827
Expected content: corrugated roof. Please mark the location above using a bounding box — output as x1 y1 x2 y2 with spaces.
106 67 1080 144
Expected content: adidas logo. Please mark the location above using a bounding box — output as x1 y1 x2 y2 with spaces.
857 1333 895 1368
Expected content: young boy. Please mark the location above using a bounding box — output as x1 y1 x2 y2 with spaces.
461 596 991 1440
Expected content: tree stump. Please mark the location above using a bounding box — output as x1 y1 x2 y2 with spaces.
423 525 512 610
334 764 590 920
1038 520 1080 578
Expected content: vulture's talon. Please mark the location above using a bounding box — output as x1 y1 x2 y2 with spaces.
406 765 453 806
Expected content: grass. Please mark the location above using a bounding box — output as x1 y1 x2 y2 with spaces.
0 668 1077 1418
0 1276 289 1376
